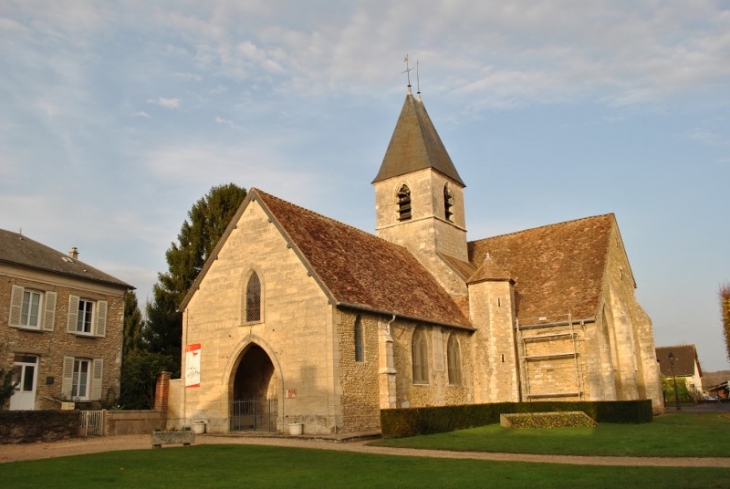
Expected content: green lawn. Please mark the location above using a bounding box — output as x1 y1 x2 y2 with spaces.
373 412 730 457
0 444 728 489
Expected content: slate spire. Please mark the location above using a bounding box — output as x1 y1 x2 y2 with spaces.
372 89 465 186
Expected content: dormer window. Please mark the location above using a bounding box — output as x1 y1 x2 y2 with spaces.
444 184 454 222
397 185 411 221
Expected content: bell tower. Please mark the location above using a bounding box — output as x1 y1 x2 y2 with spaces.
373 87 468 293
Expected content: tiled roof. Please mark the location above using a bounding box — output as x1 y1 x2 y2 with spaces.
0 228 132 289
439 252 477 281
372 91 465 186
656 345 702 377
467 254 513 284
256 189 471 328
468 214 614 323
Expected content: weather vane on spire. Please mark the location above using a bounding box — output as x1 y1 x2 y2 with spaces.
402 54 412 86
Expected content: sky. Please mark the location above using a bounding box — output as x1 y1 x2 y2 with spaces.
1 1 729 371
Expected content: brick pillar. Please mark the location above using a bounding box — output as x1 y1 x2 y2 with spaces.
154 371 171 415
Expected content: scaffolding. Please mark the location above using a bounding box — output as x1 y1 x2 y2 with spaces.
515 313 584 401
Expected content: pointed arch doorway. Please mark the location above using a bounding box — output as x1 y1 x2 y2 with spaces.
230 344 278 432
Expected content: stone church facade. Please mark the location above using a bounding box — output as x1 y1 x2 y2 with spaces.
167 88 663 434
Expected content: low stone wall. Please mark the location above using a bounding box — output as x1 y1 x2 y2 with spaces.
0 411 80 444
105 410 165 435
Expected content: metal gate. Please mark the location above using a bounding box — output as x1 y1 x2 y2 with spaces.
80 410 105 436
230 399 277 432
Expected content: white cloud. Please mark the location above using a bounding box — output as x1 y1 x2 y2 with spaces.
214 116 240 130
133 111 151 118
148 97 181 109
173 72 203 81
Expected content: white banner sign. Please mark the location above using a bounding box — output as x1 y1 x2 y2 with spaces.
185 343 201 388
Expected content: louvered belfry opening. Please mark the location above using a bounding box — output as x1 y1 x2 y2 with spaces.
397 184 412 221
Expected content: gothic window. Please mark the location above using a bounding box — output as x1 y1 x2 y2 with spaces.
412 327 429 384
354 315 364 362
397 184 412 221
447 334 462 385
444 184 454 222
245 272 261 322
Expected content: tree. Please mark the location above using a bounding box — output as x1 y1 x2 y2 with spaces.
722 283 730 363
123 291 144 362
144 184 247 373
0 368 16 407
119 350 177 409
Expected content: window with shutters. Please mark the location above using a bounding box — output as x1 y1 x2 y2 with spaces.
62 356 103 401
9 285 56 331
245 272 262 323
412 327 429 384
72 359 91 399
77 299 94 334
447 334 462 385
67 295 108 337
20 290 42 329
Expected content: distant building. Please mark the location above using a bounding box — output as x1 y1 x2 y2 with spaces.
168 87 663 435
0 230 131 410
656 344 704 400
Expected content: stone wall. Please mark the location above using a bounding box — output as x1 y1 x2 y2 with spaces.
390 319 473 409
105 410 165 435
468 279 520 403
374 170 468 296
181 200 339 435
0 410 80 444
337 310 380 432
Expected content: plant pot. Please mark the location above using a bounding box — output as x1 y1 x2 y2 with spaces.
191 422 205 434
288 423 303 436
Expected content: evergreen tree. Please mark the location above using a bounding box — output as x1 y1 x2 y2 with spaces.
123 290 144 361
144 183 247 373
721 284 730 363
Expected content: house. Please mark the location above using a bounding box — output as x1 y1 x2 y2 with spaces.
167 87 663 434
0 229 131 410
656 344 703 400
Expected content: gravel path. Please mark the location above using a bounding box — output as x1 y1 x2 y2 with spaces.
1 433 729 468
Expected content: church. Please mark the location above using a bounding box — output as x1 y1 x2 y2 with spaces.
166 87 663 435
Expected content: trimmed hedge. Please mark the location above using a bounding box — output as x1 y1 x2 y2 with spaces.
0 410 81 444
381 400 653 438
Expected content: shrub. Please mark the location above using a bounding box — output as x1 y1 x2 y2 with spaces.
380 400 653 438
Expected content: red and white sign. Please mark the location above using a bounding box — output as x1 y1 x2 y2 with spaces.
185 343 201 388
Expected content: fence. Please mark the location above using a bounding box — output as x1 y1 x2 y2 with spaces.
80 410 105 436
230 399 277 432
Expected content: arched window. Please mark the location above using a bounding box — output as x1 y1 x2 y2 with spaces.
447 334 462 385
444 184 454 222
354 315 364 362
412 328 429 384
245 272 261 322
397 184 412 221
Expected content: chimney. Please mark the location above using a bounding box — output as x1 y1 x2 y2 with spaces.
69 247 79 260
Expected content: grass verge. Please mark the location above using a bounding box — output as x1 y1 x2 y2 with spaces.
373 412 730 457
0 444 727 489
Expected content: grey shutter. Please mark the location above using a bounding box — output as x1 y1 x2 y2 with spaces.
67 295 79 333
90 359 103 400
43 291 57 331
95 300 108 337
9 285 23 326
61 356 74 398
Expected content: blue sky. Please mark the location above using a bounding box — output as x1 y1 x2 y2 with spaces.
1 1 729 371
